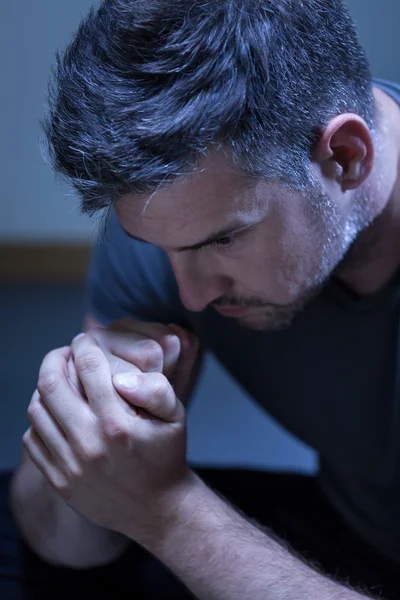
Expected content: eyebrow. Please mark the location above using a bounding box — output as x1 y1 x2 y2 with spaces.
124 221 247 253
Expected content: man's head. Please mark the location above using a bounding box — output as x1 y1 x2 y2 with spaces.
44 0 380 330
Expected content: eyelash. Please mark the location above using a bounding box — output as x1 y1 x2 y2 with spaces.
207 233 238 252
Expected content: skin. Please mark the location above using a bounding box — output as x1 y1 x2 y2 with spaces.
19 86 400 598
115 86 400 331
12 319 199 569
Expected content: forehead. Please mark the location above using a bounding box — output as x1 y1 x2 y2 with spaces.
115 149 268 245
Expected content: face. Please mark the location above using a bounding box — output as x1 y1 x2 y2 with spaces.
115 149 370 331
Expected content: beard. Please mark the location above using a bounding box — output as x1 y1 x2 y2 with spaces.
213 180 378 332
214 283 325 332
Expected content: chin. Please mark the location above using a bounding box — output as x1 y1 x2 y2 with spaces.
236 299 316 332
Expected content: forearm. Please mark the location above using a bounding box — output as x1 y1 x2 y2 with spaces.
10 451 130 569
143 474 374 600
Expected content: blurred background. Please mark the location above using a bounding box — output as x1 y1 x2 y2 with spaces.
1 0 399 473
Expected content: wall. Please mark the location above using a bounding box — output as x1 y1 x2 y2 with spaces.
1 0 399 242
0 0 94 242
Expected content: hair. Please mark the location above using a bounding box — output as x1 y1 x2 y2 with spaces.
43 0 375 216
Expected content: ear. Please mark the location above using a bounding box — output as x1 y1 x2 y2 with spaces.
314 114 374 191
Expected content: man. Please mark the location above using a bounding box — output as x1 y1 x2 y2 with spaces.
5 0 400 598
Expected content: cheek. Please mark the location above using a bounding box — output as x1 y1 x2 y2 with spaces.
221 253 288 298
223 237 320 301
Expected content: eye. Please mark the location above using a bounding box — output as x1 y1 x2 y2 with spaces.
211 236 234 247
207 233 238 252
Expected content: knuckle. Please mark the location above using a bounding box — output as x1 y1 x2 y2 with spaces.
110 317 135 330
140 340 164 371
64 461 83 480
51 477 72 500
155 323 173 337
79 444 107 466
75 350 101 375
27 402 40 423
152 373 170 400
27 392 42 422
37 373 60 399
22 429 31 448
101 418 130 444
87 327 106 346
109 317 147 334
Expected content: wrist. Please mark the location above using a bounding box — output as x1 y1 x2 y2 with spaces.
130 469 206 553
11 463 128 569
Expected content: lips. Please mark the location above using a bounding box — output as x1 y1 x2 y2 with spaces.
213 305 249 318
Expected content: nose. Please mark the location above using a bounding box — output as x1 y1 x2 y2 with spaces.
169 253 231 312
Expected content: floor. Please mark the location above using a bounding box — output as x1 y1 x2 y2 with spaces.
0 283 317 473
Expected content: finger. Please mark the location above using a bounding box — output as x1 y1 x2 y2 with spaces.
23 427 68 490
105 319 182 375
69 350 139 397
113 372 184 423
110 318 172 339
90 328 158 373
71 333 124 420
70 338 143 416
27 390 76 466
76 350 143 417
158 333 181 378
37 347 93 439
167 325 201 401
67 355 87 397
91 325 181 378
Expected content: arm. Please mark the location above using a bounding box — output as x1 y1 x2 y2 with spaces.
10 449 130 569
22 337 372 600
9 313 132 569
144 475 374 600
10 309 130 568
11 212 195 568
11 317 201 569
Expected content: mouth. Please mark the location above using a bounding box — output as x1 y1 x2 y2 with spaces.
212 305 250 318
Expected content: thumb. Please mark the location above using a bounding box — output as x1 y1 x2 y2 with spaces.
113 372 184 423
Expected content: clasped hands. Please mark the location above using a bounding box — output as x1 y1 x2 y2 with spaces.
23 319 200 547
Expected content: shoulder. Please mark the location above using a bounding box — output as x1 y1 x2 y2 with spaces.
373 78 400 105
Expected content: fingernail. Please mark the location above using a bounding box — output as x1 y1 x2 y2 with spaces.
114 373 140 389
164 334 181 349
167 324 187 343
72 333 85 343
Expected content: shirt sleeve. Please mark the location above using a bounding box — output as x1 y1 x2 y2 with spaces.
84 209 187 328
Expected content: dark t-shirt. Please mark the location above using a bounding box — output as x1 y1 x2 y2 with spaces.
85 79 400 565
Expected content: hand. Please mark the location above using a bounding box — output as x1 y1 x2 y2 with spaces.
24 334 194 545
79 318 201 403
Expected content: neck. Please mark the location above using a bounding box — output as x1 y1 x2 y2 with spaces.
334 86 400 296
